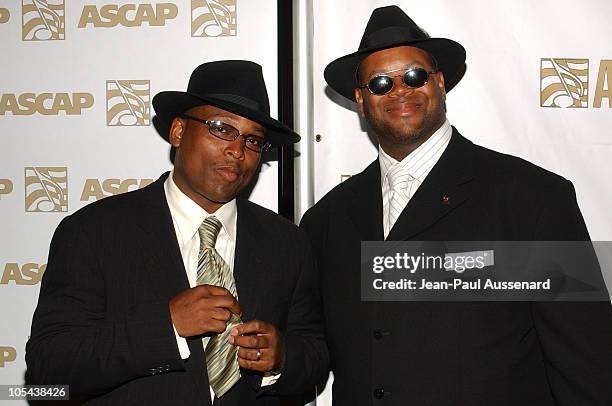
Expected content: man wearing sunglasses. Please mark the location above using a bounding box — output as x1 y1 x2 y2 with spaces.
26 60 328 405
301 5 612 405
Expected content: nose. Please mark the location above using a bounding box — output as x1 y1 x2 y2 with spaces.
389 76 413 97
224 136 246 160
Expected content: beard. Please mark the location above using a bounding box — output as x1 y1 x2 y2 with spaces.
363 98 446 147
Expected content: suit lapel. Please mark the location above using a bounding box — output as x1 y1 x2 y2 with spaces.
133 173 211 404
346 161 385 241
387 128 475 241
232 199 266 321
133 173 189 299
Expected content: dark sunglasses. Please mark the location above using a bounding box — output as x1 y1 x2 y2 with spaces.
360 67 437 95
179 114 271 153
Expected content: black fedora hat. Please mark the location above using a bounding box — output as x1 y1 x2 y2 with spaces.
153 60 299 146
324 5 466 102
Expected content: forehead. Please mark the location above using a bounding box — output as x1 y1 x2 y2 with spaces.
359 46 435 78
185 105 265 134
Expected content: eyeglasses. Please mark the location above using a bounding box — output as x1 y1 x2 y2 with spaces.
179 114 271 153
360 67 437 96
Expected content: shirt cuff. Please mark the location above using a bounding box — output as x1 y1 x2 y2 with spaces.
261 371 281 387
173 323 191 359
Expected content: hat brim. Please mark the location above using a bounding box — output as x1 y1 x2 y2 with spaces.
324 38 466 102
152 92 300 146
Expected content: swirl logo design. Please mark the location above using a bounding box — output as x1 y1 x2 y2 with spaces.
541 58 589 108
24 167 68 212
191 0 236 37
0 7 10 24
106 80 151 126
22 0 65 41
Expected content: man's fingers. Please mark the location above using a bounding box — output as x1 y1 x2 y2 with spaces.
230 320 271 337
237 347 263 361
229 333 268 349
197 286 242 316
207 319 227 334
210 295 241 316
210 308 231 322
225 296 242 316
238 357 270 372
197 284 231 296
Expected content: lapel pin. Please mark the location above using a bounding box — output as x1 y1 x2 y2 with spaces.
441 195 450 205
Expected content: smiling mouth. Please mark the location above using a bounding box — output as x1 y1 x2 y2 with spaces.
385 102 421 115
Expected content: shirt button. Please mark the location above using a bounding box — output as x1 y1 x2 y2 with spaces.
373 329 383 340
373 388 385 399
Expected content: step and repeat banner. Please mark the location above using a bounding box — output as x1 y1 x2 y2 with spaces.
309 0 611 404
0 0 280 401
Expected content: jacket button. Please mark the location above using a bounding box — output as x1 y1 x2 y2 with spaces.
373 388 385 399
373 329 383 340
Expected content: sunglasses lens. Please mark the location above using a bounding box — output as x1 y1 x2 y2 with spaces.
368 75 394 95
403 68 429 88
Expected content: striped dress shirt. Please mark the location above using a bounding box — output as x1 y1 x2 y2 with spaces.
379 120 452 238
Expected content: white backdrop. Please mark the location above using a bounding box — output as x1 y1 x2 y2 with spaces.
305 0 611 404
0 0 279 403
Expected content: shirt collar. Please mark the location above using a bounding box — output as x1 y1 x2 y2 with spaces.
379 119 452 185
164 171 237 243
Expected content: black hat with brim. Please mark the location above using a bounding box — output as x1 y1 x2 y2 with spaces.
324 5 467 102
153 60 299 146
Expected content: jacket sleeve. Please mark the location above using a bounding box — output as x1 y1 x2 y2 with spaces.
25 214 185 397
531 179 612 405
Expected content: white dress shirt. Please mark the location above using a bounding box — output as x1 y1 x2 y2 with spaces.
163 172 278 399
380 119 453 238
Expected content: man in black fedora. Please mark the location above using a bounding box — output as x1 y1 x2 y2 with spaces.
26 60 328 405
300 5 612 405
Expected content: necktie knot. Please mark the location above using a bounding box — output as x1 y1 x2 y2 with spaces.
199 216 222 249
387 165 414 193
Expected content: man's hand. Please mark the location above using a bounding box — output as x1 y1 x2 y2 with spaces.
169 285 241 337
228 320 285 373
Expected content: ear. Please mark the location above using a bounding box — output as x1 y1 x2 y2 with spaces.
355 87 366 118
435 71 446 98
168 117 184 148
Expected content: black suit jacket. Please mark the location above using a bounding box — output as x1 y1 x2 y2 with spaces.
26 173 328 405
300 128 612 405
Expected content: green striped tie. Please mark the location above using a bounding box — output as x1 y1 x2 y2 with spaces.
197 216 242 398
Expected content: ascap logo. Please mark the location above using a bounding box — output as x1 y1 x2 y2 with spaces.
24 167 68 212
541 58 588 108
1 263 46 285
0 179 13 199
0 347 17 368
106 80 150 126
541 59 612 108
0 93 94 116
191 0 236 37
594 60 612 108
78 3 178 28
80 178 154 202
22 0 65 41
0 7 10 24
